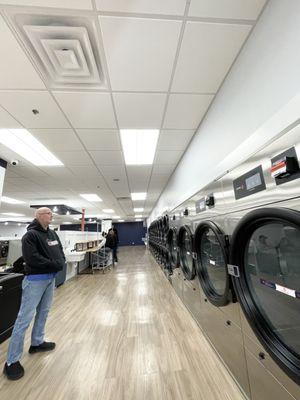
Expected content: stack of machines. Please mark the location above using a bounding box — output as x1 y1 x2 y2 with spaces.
149 123 300 400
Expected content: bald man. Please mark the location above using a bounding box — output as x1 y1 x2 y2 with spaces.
3 207 66 380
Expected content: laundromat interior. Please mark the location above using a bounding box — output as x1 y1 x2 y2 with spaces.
0 1 299 399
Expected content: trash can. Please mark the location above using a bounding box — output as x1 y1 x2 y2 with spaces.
0 272 23 343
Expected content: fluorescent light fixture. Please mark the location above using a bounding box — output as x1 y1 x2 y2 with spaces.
102 209 114 213
118 219 125 222
1 196 25 204
0 217 28 222
1 212 25 217
112 215 120 219
133 207 144 212
120 129 159 165
62 222 72 225
80 194 102 202
135 219 142 222
0 129 63 166
134 214 143 218
131 192 147 201
4 222 8 225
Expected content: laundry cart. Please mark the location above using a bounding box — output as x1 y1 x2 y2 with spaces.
90 247 113 273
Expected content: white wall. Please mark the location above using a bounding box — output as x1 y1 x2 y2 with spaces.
150 0 300 221
0 224 27 238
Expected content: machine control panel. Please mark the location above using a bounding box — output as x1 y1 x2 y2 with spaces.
195 197 206 213
233 165 266 200
271 146 300 185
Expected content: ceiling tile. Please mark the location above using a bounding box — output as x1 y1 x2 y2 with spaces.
152 164 176 175
30 129 84 151
99 16 181 91
128 178 149 192
126 165 152 181
67 165 102 178
149 174 170 187
89 150 124 165
0 0 93 9
98 165 127 179
0 15 45 90
172 22 251 93
157 131 194 150
154 150 183 164
0 106 22 129
55 151 93 166
15 165 49 179
108 182 130 198
37 167 75 179
76 129 121 150
96 0 186 15
163 94 214 129
53 92 117 128
4 168 21 178
188 0 267 20
114 93 166 128
0 91 70 128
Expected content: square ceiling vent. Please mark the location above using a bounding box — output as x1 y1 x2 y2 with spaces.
7 12 106 89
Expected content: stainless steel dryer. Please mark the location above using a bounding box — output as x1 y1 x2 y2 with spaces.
222 123 300 400
185 181 250 397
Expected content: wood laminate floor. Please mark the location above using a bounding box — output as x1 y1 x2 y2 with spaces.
0 246 246 400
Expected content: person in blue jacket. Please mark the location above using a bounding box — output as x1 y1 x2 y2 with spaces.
3 207 66 380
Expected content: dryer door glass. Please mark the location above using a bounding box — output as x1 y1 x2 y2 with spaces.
171 232 177 265
245 222 300 356
180 229 194 279
200 227 227 296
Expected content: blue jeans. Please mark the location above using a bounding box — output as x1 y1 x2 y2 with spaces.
6 276 55 364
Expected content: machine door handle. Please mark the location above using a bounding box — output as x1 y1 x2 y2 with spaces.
226 320 231 326
259 352 266 361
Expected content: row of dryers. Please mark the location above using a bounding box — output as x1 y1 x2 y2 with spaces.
149 124 300 400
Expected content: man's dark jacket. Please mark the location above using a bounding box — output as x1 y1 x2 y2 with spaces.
22 219 66 275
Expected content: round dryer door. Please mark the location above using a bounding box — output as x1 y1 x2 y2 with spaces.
178 225 195 280
194 221 230 306
230 207 300 384
166 227 178 269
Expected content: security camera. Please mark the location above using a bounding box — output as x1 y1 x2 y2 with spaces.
10 160 19 166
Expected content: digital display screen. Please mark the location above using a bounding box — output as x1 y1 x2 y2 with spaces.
195 197 206 213
245 172 262 190
199 200 205 210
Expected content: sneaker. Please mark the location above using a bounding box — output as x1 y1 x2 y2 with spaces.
3 361 24 380
29 341 56 354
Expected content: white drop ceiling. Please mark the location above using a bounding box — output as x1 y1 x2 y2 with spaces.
0 0 266 224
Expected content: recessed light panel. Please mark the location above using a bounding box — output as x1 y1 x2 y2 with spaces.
1 196 25 204
120 129 159 165
0 129 63 166
1 212 25 217
131 192 147 201
80 194 102 202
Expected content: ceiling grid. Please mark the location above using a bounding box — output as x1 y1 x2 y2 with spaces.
0 0 267 223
